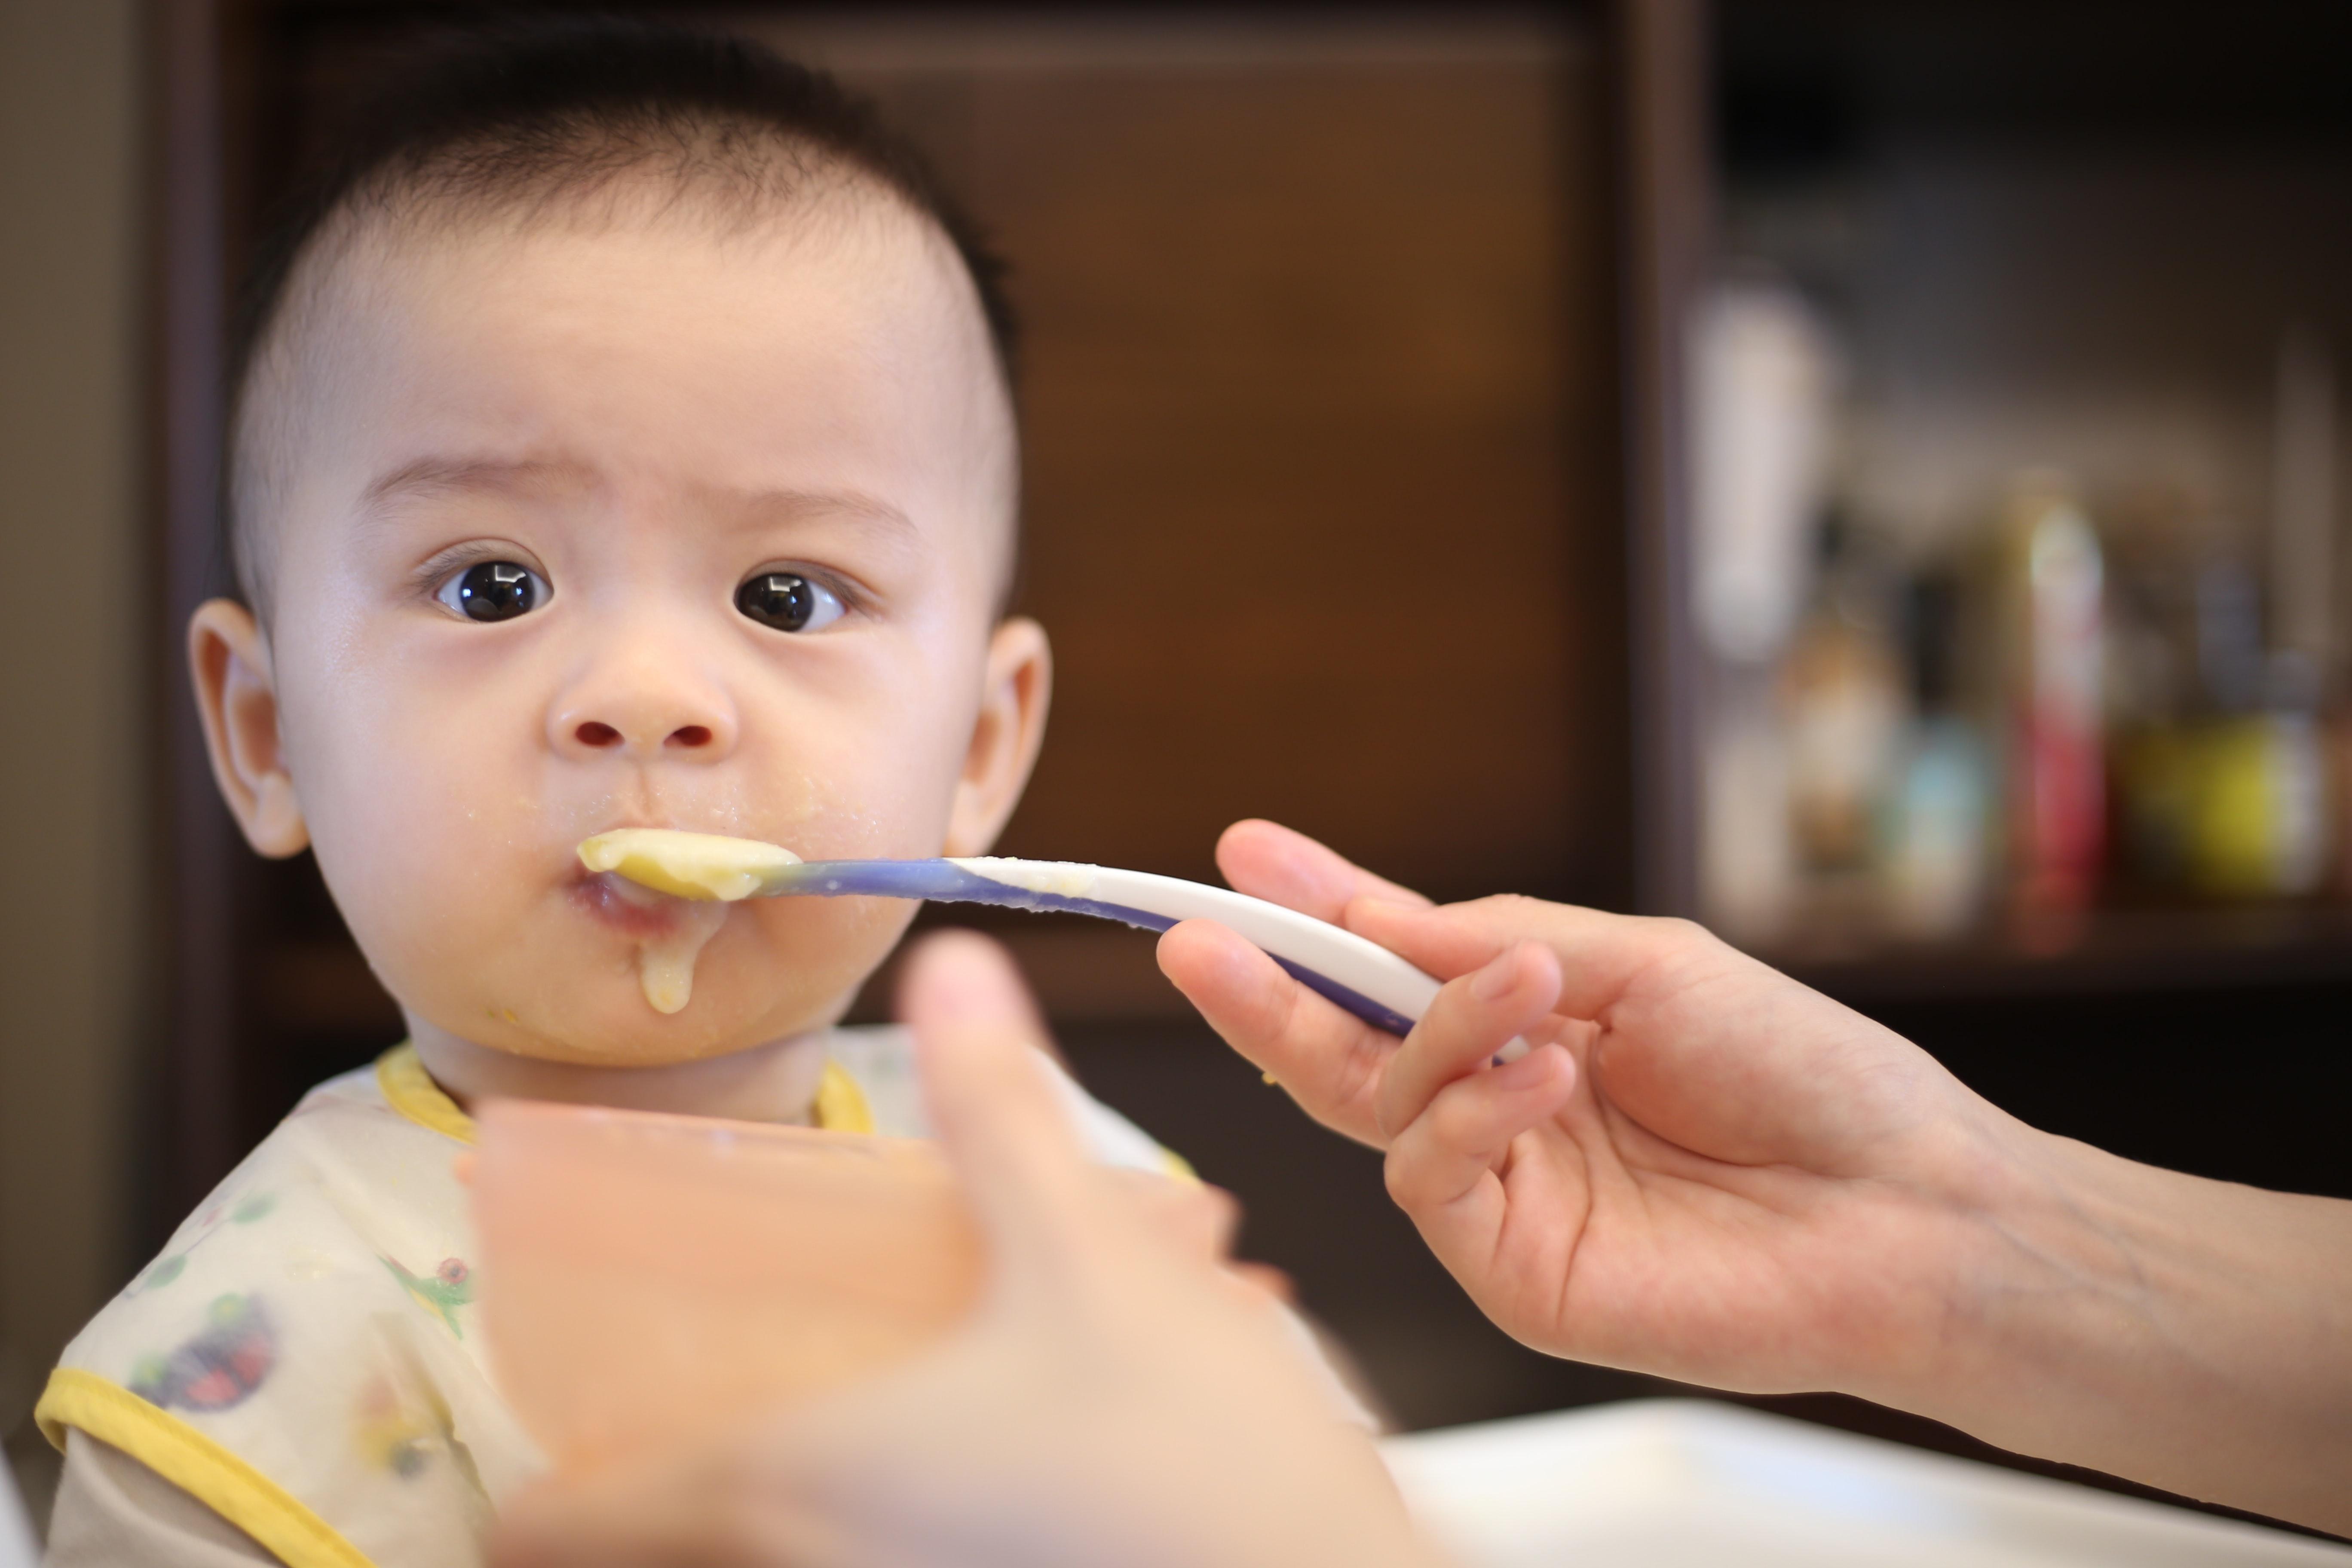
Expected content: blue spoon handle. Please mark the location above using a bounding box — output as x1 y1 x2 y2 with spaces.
764 858 1437 1041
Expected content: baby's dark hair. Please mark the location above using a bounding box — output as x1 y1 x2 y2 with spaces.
225 17 1017 611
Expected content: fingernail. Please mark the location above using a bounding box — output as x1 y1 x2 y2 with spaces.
1471 952 1519 1002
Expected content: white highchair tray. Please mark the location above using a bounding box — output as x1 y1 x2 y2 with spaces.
1382 1398 2347 1568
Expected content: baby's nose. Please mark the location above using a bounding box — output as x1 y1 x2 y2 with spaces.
550 664 738 763
570 718 715 751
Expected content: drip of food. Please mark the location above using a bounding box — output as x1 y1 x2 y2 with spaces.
634 901 732 1014
578 830 802 1014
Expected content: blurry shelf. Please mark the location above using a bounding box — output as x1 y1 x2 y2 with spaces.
1765 905 2352 1002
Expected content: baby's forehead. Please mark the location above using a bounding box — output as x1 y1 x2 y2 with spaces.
315 173 983 379
242 177 1016 601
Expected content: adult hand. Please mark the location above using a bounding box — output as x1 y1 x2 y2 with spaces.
492 930 1441 1568
1158 820 2352 1534
1158 821 2003 1394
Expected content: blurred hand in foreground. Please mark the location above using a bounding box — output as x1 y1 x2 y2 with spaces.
1158 820 2352 1535
492 930 1441 1568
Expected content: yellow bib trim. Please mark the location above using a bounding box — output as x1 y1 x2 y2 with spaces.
812 1059 874 1133
375 1043 875 1139
36 1367 378 1568
375 1045 475 1144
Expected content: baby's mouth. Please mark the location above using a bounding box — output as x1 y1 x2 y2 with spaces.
571 866 731 1016
570 828 803 1017
573 867 688 935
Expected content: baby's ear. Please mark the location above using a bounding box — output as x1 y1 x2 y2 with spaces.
943 617 1051 857
188 598 310 858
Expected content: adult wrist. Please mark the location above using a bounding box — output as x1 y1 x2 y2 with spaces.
1868 1114 2352 1530
1902 1123 2176 1431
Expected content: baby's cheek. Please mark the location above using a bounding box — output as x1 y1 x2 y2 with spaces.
334 850 547 1035
308 765 551 1021
734 894 916 1023
765 759 962 863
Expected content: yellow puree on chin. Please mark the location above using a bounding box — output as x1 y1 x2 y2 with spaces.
577 829 803 1015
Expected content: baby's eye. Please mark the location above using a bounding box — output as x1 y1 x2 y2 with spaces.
735 572 845 634
435 560 548 622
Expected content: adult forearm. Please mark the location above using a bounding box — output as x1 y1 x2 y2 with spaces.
1888 1123 2352 1533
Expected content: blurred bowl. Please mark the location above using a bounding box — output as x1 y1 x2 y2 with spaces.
472 1098 982 1468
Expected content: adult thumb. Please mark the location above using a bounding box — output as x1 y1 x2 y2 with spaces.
898 931 1100 1274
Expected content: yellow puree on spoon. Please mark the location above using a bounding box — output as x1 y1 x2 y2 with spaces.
576 829 802 1014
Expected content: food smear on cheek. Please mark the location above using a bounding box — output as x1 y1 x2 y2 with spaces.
637 900 732 1015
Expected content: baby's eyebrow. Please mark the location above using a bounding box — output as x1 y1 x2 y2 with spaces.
357 459 919 543
359 455 594 512
722 486 919 542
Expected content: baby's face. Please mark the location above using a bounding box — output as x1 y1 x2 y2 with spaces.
234 195 1031 1065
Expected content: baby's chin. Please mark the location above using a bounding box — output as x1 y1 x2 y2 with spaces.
390 900 912 1067
417 973 856 1068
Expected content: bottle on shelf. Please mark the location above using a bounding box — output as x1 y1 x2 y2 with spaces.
2162 554 2333 900
2189 651 2331 899
1881 572 1991 940
1783 513 1907 884
1690 275 1841 944
1994 472 2106 940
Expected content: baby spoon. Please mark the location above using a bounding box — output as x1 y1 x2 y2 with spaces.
580 830 1528 1059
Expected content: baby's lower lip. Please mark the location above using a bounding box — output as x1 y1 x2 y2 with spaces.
572 873 689 937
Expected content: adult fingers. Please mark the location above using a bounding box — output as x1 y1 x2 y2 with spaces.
1107 1168 1241 1265
1157 917 1393 1146
1102 1169 1290 1302
899 931 1102 1268
1373 941 1563 1140
1383 1045 1577 1215
1347 896 1725 1021
1227 1259 1298 1305
1215 819 1433 922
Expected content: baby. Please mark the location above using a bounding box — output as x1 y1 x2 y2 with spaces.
36 23 1200 1567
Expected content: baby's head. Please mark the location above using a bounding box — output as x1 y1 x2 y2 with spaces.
191 22 1049 1067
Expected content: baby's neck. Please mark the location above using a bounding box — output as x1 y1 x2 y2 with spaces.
407 1022 834 1126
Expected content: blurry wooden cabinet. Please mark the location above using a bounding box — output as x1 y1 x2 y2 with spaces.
807 19 1637 1011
